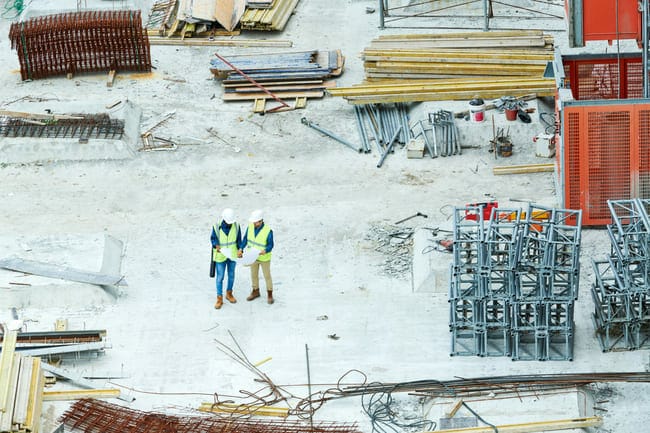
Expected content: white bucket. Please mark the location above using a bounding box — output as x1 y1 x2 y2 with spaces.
469 100 486 123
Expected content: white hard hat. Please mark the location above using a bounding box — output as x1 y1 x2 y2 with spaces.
249 209 264 223
221 208 235 224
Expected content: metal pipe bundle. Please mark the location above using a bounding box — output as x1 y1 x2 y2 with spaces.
9 10 151 80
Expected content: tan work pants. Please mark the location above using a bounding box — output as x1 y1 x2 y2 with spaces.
250 260 273 292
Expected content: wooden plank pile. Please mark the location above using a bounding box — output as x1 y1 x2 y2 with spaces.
210 50 344 105
328 30 556 104
0 330 45 433
146 0 300 36
241 0 300 31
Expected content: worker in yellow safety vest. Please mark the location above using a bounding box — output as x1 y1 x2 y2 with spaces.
243 209 275 304
210 208 243 309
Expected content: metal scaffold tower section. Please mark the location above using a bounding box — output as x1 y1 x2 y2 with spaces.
449 203 582 360
8 10 151 81
592 198 650 351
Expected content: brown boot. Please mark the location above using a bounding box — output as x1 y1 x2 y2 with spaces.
214 295 223 309
267 290 274 305
246 289 260 301
226 290 237 303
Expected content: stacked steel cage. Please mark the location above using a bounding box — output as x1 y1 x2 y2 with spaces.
592 199 650 351
9 10 151 80
449 204 582 360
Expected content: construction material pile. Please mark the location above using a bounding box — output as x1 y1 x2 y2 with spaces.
450 203 582 360
328 30 555 104
210 50 344 105
9 11 151 81
592 199 650 352
146 0 299 35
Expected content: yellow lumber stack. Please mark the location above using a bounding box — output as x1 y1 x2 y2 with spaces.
241 0 300 31
328 30 556 103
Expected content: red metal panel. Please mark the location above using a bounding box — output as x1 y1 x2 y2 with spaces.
561 103 650 226
563 57 644 100
583 0 640 43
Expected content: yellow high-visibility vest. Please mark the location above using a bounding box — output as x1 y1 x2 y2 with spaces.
246 223 272 262
213 221 239 263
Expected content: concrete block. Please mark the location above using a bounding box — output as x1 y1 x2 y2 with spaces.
412 228 453 293
406 137 425 158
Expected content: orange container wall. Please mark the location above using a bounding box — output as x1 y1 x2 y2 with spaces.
560 103 650 226
566 0 640 45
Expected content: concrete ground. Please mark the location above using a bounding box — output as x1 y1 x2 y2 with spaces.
1 1 649 432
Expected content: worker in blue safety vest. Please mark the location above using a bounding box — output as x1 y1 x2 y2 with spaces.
210 208 243 309
243 209 275 304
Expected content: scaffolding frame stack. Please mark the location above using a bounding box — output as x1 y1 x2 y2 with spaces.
592 199 650 352
450 204 582 361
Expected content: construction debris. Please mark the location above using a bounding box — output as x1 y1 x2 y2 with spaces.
9 11 151 81
365 224 414 278
146 0 300 36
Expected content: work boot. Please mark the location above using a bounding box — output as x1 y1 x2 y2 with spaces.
246 289 260 301
267 290 274 305
214 295 223 309
226 290 237 303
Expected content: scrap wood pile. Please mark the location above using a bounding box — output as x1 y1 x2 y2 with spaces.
328 30 556 104
146 0 299 36
210 50 344 103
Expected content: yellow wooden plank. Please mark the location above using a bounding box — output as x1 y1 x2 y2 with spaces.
253 99 266 113
0 329 18 413
342 88 554 104
23 358 42 432
198 402 289 418
422 416 602 433
42 389 121 401
493 163 555 175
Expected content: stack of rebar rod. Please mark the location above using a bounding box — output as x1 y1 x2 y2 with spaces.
335 372 650 399
60 399 361 433
591 199 650 352
0 112 124 140
450 203 582 360
9 10 151 81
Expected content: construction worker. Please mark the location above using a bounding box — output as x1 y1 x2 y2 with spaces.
210 208 243 309
243 209 274 304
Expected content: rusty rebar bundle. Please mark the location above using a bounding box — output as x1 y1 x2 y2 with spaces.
9 10 151 80
0 113 124 139
60 399 361 433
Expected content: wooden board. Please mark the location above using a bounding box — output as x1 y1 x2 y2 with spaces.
215 0 246 32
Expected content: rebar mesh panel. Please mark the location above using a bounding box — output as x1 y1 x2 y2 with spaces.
9 10 151 80
60 399 361 433
0 114 124 139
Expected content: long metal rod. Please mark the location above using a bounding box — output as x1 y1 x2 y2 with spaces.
301 117 362 152
305 344 314 432
377 125 402 167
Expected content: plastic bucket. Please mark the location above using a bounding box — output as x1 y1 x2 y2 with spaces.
468 98 485 123
505 108 518 121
